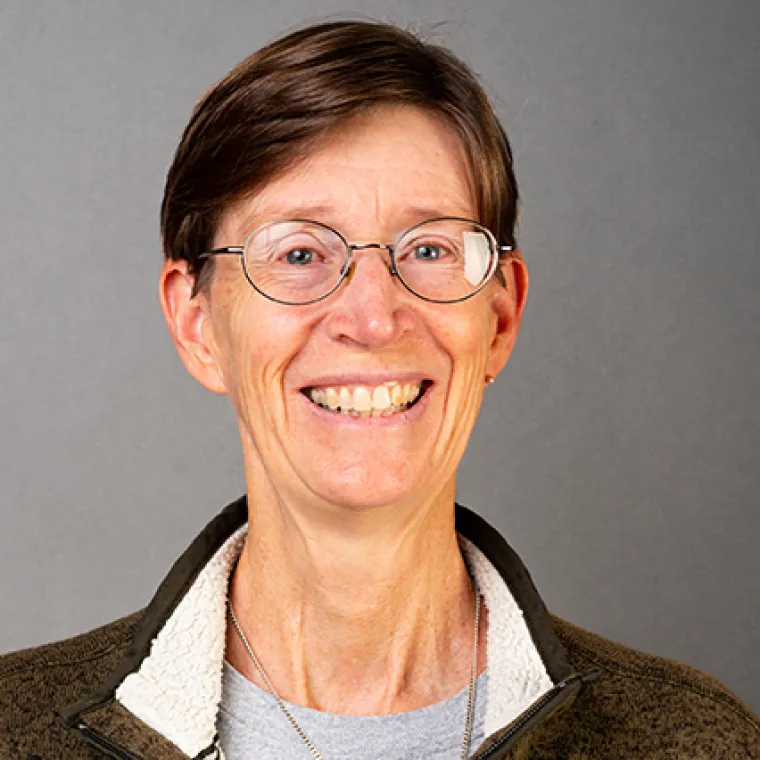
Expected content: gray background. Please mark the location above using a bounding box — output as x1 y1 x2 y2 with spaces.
1 0 758 713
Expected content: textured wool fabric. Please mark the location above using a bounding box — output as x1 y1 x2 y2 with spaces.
1 499 759 758
3 610 758 758
217 661 488 759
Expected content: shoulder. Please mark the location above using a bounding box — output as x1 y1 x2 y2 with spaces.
547 614 760 758
0 610 144 759
0 610 142 683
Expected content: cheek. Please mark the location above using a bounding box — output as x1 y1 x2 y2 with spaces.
222 302 310 411
436 306 494 366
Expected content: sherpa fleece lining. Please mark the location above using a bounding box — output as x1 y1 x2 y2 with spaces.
115 527 553 758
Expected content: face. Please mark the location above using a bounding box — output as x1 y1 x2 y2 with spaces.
162 106 527 515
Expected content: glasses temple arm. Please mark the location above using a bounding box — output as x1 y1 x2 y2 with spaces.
198 246 245 260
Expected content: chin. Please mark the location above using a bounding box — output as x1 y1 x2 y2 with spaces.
309 465 422 513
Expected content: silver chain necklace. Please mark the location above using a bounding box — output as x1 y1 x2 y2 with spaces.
227 579 481 760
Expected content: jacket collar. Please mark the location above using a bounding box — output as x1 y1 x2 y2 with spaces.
58 496 582 759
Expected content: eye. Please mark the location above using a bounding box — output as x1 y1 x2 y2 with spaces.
284 248 315 266
413 244 442 261
399 237 458 264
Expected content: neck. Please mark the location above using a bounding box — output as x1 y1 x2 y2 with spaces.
226 481 486 715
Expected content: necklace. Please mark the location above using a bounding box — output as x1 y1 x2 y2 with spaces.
227 577 482 760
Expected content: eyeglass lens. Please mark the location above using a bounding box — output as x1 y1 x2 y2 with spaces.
242 219 496 304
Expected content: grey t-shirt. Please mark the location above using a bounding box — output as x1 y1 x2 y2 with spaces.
217 661 488 760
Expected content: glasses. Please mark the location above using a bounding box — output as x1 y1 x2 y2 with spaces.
199 217 514 306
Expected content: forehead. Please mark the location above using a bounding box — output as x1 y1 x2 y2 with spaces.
222 106 477 240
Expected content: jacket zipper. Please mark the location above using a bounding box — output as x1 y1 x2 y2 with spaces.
73 720 145 760
70 670 599 760
73 720 225 760
470 667 601 759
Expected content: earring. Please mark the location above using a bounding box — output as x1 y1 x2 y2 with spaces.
485 375 496 385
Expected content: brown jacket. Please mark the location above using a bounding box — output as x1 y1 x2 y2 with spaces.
2 497 759 759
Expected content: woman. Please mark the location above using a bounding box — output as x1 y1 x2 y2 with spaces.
2 20 758 760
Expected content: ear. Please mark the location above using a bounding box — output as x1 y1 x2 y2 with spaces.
158 258 227 394
485 250 529 379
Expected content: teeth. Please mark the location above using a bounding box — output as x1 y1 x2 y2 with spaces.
306 382 425 416
372 386 391 410
353 387 372 412
325 387 339 410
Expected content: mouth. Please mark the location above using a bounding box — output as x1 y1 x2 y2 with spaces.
300 379 434 418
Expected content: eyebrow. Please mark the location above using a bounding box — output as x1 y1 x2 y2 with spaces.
238 203 473 237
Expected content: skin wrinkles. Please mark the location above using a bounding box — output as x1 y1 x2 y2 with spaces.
159 105 528 715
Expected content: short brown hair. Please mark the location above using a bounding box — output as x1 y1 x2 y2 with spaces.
161 20 519 292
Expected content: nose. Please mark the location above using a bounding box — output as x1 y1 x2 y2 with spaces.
324 246 411 348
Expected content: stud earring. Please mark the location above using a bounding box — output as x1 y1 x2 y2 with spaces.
485 375 496 385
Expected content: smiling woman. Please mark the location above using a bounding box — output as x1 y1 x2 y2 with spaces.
168 107 521 515
2 19 759 760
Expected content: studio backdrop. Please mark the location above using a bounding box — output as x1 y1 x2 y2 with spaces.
1 0 758 712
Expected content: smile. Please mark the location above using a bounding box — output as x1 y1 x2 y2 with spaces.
301 380 433 418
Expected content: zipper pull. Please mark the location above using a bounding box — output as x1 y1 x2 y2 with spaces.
580 665 603 684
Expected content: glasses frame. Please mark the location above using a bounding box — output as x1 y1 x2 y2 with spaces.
198 216 514 306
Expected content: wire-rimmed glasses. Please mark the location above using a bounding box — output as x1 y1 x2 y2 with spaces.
198 217 514 306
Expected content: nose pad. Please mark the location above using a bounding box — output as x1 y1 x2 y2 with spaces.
341 253 396 287
342 260 356 285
